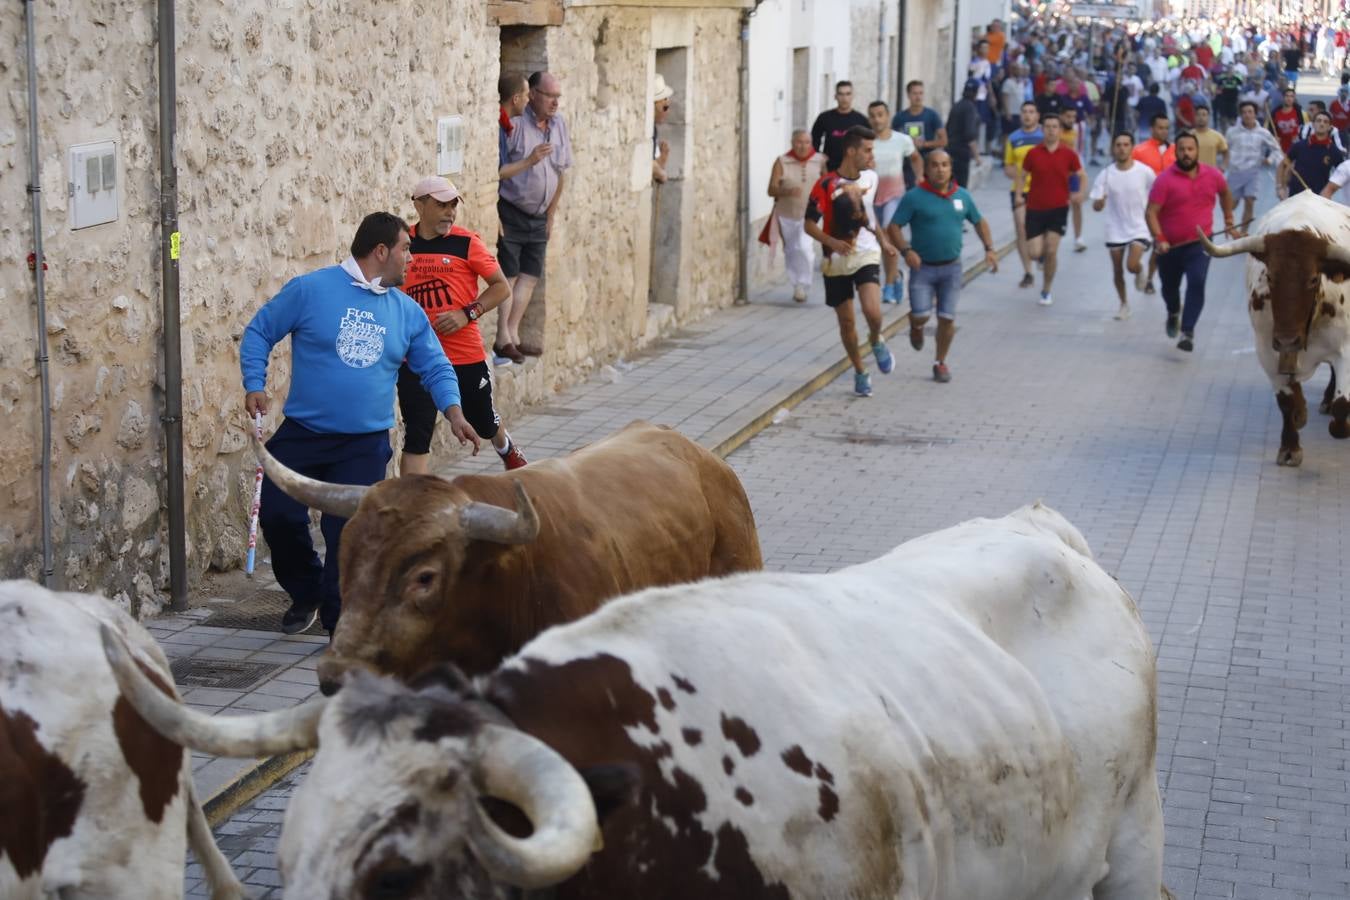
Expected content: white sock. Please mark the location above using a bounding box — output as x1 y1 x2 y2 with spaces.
495 435 512 458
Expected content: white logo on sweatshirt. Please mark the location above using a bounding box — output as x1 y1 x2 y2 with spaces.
336 308 386 369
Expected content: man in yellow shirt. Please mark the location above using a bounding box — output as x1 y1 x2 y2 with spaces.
1003 101 1043 288
1193 105 1229 169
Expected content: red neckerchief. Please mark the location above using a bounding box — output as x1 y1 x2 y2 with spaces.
1310 135 1333 146
919 180 959 199
789 148 817 162
499 106 513 134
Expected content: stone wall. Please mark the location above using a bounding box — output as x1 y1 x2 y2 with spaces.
0 0 745 616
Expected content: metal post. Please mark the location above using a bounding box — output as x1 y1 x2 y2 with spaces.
158 0 188 610
23 0 55 587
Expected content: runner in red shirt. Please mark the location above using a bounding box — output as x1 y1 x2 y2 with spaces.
1330 86 1350 140
397 176 528 473
1272 89 1305 153
1014 113 1084 307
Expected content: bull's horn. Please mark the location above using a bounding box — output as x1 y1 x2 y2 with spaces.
1195 227 1266 258
466 724 599 888
250 429 368 519
1323 241 1350 267
459 480 540 545
100 625 325 756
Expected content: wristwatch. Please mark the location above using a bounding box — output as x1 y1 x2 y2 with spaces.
465 302 484 322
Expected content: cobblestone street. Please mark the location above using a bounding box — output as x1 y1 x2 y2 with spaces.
194 177 1349 900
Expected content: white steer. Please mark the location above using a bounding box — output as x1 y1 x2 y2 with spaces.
1199 191 1350 466
0 581 246 899
105 504 1167 900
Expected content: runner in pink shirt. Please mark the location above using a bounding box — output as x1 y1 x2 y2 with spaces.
1144 132 1238 353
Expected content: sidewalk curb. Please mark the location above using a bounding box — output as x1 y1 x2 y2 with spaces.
711 239 1017 459
201 237 1016 829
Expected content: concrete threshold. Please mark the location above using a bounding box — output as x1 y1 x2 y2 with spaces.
201 238 1016 827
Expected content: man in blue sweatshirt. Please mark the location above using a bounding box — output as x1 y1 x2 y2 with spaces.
241 212 479 635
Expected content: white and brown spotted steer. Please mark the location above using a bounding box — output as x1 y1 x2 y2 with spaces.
107 504 1169 900
1198 191 1350 466
0 581 246 899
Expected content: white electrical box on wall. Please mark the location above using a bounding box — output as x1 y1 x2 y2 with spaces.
437 116 464 176
69 141 118 230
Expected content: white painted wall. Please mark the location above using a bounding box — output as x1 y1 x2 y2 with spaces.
953 0 1010 103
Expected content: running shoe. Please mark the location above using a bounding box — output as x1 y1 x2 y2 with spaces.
1144 281 1156 295
1134 266 1148 293
872 340 895 374
881 282 894 303
1165 314 1180 339
281 601 319 635
500 444 529 470
793 285 808 303
1074 237 1088 253
1115 303 1131 321
1177 332 1194 352
1038 291 1054 306
853 371 873 397
1018 272 1035 288
932 362 952 383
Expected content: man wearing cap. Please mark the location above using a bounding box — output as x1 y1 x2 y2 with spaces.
652 74 674 184
398 176 527 475
498 70 573 360
241 212 480 635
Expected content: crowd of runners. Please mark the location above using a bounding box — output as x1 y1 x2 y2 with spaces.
768 3 1350 397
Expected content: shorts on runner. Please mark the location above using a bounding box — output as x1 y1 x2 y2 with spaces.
1106 238 1152 250
398 360 501 453
908 260 963 320
1226 167 1262 200
874 198 901 230
824 264 881 308
1025 206 1069 239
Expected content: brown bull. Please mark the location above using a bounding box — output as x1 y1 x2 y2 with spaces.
253 421 762 693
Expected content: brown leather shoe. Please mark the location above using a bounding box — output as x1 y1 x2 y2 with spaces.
516 341 543 357
495 343 526 364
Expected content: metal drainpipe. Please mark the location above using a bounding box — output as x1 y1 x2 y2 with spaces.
735 0 766 306
895 0 907 103
158 0 188 610
23 0 54 587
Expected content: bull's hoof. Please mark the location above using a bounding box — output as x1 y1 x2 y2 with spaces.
1330 419 1350 440
1320 399 1332 415
1277 447 1303 466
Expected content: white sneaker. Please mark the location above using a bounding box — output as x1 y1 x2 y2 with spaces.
1115 303 1131 320
1038 291 1054 306
1134 266 1148 293
792 285 807 303
1074 237 1088 252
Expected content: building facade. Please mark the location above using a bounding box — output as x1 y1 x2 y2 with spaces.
2 0 749 614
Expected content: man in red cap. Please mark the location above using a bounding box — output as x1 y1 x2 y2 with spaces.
397 175 528 473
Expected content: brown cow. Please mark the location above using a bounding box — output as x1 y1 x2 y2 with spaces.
253 421 762 693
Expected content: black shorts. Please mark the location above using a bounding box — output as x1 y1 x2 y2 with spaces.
1025 206 1069 239
1106 238 1152 250
397 360 501 454
496 198 548 279
824 264 881 308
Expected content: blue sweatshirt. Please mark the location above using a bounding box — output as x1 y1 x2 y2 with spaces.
240 265 460 434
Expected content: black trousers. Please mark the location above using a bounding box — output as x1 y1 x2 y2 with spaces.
258 419 392 632
950 149 973 188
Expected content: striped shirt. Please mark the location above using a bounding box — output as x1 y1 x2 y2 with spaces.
1224 123 1283 172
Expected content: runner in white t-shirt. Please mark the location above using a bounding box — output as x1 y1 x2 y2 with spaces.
867 100 922 304
1090 130 1157 320
1320 158 1350 205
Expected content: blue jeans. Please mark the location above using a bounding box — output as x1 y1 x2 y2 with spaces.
908 260 963 320
1157 240 1212 334
258 418 392 632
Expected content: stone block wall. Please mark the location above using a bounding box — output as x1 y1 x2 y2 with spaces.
0 0 744 616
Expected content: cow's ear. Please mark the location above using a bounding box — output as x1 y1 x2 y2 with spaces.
578 762 642 823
